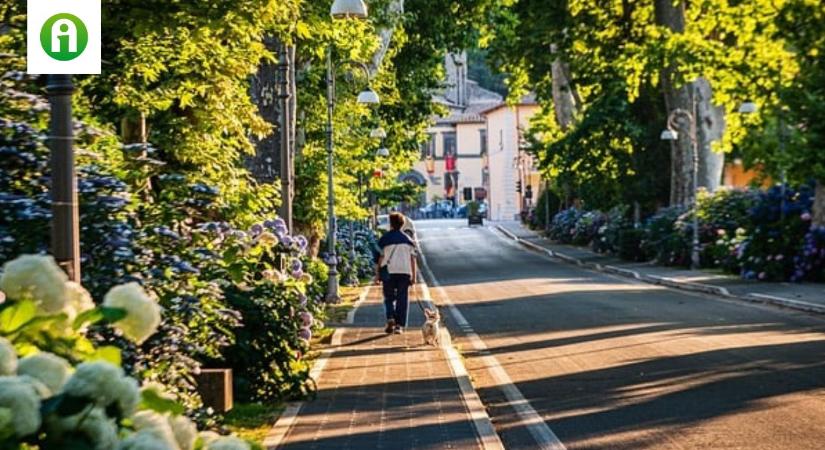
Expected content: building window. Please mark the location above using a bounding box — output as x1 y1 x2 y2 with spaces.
420 133 434 161
479 129 488 155
442 132 456 160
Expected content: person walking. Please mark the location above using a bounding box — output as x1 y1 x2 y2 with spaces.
376 212 417 334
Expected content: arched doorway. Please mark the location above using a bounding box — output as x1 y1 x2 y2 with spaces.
398 170 427 218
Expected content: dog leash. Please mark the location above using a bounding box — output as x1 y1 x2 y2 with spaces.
412 283 428 312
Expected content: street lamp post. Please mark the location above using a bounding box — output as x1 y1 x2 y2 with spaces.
47 74 81 282
325 0 377 302
661 102 701 270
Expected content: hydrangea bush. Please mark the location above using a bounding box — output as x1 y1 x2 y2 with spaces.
0 255 252 450
0 79 331 428
544 184 823 283
332 220 380 286
547 208 584 243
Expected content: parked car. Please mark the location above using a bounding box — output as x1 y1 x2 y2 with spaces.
377 214 390 231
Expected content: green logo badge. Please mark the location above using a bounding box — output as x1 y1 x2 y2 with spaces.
39 13 88 61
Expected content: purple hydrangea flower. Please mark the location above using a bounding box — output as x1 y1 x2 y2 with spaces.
250 223 264 235
299 311 313 327
298 327 312 341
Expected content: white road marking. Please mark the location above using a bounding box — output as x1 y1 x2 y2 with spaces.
419 248 567 450
418 281 505 450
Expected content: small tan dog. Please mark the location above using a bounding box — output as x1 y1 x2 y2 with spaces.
421 307 441 346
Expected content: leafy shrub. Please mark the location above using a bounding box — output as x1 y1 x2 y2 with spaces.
618 228 645 261
592 205 630 254
0 255 251 450
793 225 825 282
695 188 758 269
573 211 605 246
0 118 138 299
328 220 379 286
548 208 584 243
529 189 562 231
736 185 813 281
640 206 690 265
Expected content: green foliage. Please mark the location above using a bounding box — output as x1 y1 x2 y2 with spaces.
483 0 800 209
292 0 497 242
772 0 825 184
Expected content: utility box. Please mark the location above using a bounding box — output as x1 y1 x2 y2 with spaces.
196 369 233 413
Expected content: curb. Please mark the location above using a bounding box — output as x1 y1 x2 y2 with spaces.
417 266 505 450
495 224 825 316
263 285 372 450
419 249 561 450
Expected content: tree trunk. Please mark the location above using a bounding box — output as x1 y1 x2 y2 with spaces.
371 0 404 74
655 1 726 204
549 43 578 130
655 0 692 207
121 112 153 197
814 181 825 227
694 77 725 192
248 36 282 184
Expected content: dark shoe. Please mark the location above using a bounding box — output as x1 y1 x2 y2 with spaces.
385 319 396 334
393 326 403 334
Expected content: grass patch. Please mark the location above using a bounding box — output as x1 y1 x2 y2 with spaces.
323 285 365 324
224 402 284 446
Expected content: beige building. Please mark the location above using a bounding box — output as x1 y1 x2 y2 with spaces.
408 53 502 211
482 96 542 221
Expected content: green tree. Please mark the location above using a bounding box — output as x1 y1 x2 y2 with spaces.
776 0 825 224
483 0 797 214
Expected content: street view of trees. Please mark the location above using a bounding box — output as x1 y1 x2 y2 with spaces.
1 0 825 448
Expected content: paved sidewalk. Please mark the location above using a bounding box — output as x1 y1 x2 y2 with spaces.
270 286 489 450
496 221 825 314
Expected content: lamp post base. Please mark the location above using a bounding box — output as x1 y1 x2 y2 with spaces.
326 264 341 303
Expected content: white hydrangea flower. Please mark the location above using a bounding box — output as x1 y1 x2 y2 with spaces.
48 407 118 450
0 254 68 314
168 414 197 450
119 429 178 450
198 430 221 445
0 376 42 437
131 410 179 449
62 361 140 417
64 281 95 322
103 283 161 344
206 436 251 450
18 375 51 399
0 337 17 376
0 406 12 437
17 352 71 394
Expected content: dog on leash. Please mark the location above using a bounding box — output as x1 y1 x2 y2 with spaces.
421 307 441 346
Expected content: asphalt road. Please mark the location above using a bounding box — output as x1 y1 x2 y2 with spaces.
417 219 825 450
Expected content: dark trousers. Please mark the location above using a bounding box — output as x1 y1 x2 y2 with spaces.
383 274 411 327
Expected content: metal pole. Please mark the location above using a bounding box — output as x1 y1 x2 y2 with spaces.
778 112 787 220
544 179 551 234
325 45 340 302
47 74 81 282
278 44 293 231
349 221 357 261
690 97 700 270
